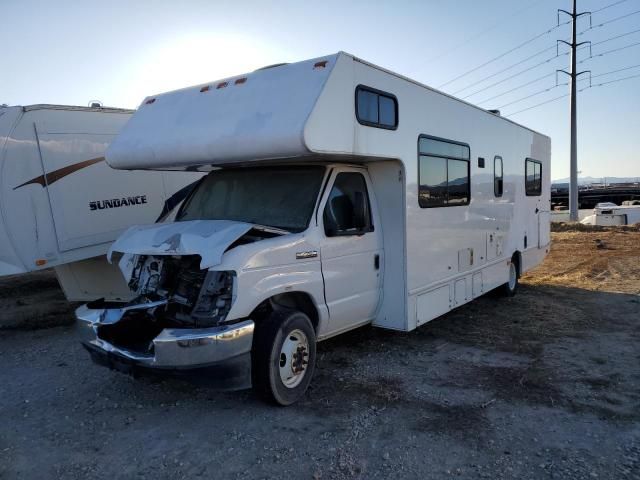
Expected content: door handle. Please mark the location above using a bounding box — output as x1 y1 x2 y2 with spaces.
374 254 380 270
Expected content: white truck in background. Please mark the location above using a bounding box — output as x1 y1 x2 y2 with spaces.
0 104 201 300
580 203 640 226
75 52 551 405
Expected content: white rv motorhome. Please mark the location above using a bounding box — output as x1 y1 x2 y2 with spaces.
75 52 551 405
0 104 201 300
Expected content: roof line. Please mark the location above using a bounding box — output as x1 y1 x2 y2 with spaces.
22 104 134 114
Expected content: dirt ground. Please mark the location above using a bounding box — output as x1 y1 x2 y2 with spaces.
1 226 639 479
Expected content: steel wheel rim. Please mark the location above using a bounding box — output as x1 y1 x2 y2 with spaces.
278 329 309 389
508 262 517 290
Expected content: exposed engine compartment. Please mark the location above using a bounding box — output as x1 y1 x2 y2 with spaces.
127 254 235 327
95 226 285 354
96 255 235 354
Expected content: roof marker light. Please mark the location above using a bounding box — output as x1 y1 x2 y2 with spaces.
314 60 328 69
217 81 228 89
234 77 247 85
200 85 210 92
145 98 156 105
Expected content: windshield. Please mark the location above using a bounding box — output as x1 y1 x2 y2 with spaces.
177 166 326 232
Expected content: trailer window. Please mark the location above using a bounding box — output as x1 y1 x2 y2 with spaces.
355 85 398 129
418 135 470 208
494 156 503 197
525 158 542 196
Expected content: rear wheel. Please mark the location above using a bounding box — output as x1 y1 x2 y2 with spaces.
252 309 316 406
500 258 519 297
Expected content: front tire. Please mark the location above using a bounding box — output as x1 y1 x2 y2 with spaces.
252 309 316 406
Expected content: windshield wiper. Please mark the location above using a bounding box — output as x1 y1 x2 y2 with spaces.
251 224 291 235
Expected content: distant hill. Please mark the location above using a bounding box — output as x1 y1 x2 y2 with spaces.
552 176 639 185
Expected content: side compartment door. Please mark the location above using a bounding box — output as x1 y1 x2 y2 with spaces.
319 170 383 333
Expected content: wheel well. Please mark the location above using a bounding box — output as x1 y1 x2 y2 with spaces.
512 251 522 276
250 292 320 331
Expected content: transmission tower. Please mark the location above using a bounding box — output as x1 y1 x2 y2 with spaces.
557 0 591 221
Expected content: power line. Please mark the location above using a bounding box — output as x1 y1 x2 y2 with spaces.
462 52 568 99
505 70 640 117
476 72 554 105
495 84 564 109
591 27 640 46
591 63 640 78
426 0 545 63
581 71 640 90
505 93 569 117
466 28 639 102
579 40 640 64
478 59 640 107
592 0 632 14
451 45 556 95
438 20 570 88
579 8 640 35
472 29 639 106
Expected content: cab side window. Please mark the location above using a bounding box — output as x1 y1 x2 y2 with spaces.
323 173 373 237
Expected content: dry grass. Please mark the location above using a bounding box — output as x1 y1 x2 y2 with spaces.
522 224 640 294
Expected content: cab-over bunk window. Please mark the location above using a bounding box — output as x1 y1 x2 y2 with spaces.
355 85 398 130
418 136 470 208
525 158 542 196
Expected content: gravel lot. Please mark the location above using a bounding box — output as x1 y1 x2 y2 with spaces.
1 227 639 479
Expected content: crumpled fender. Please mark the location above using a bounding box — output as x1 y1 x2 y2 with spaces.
108 219 253 271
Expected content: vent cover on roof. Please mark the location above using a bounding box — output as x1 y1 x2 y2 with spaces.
254 63 289 71
488 109 501 116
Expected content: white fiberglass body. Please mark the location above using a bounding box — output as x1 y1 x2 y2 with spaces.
77 52 551 402
105 52 550 334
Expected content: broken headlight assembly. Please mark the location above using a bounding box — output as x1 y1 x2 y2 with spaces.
126 255 236 327
191 270 236 326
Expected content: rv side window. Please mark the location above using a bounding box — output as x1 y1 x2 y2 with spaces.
494 156 504 197
418 136 470 208
525 158 542 196
355 85 398 130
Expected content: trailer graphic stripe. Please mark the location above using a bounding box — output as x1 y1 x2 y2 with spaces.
13 157 105 190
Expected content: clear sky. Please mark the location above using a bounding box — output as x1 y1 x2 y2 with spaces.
2 0 639 180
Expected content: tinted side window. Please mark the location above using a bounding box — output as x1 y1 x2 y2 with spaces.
355 85 398 129
494 156 503 197
447 158 469 205
525 158 542 196
323 172 373 236
418 136 470 208
356 89 378 124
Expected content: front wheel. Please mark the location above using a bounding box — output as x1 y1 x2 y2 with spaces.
252 309 316 406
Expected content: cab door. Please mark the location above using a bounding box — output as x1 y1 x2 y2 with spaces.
318 168 383 333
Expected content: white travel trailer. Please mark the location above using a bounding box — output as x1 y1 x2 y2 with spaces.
0 104 201 300
76 52 551 405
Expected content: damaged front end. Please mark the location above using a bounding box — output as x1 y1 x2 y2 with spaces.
76 253 253 389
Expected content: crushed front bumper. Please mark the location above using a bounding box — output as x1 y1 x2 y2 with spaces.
75 302 254 390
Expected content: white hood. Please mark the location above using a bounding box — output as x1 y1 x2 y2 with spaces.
108 220 253 270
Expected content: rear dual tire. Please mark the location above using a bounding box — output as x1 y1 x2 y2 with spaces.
500 258 519 297
252 309 316 406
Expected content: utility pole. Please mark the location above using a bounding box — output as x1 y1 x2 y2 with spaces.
557 0 591 221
